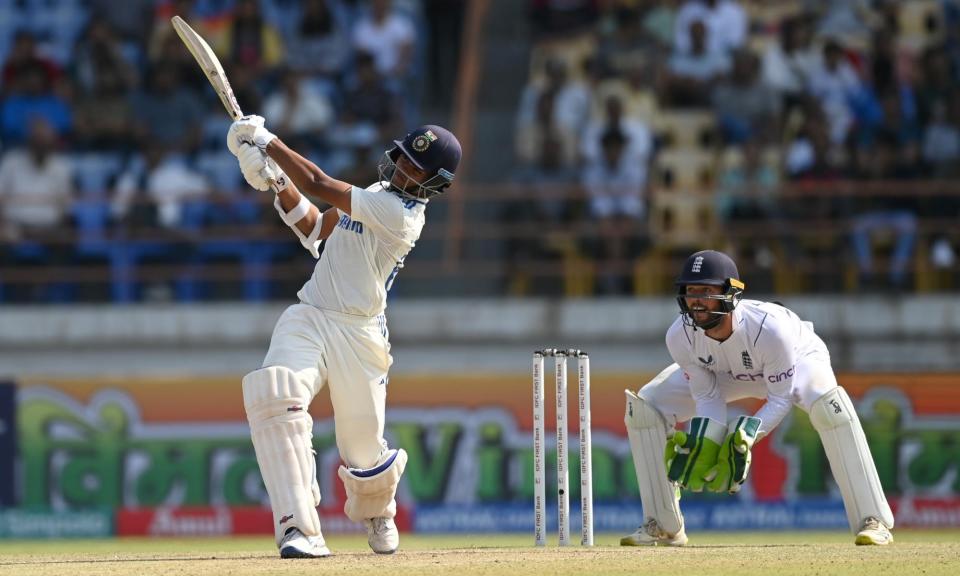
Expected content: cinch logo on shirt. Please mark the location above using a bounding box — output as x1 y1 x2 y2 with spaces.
768 366 796 383
337 214 364 235
728 371 764 382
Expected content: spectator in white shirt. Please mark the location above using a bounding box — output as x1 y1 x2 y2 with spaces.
581 128 650 294
806 40 861 144
351 0 416 82
264 68 335 151
0 118 74 242
664 20 731 107
673 0 746 57
761 15 820 105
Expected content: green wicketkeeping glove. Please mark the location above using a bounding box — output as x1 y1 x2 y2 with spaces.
665 417 726 492
705 416 762 494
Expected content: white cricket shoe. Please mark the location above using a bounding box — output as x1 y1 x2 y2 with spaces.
279 527 332 558
364 517 399 554
855 516 893 546
620 518 688 547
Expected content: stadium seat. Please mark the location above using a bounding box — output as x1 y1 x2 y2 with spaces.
654 110 718 150
654 149 718 192
898 0 944 51
649 190 718 249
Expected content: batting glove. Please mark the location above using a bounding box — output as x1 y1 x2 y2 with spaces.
665 416 726 492
227 114 277 155
237 143 284 192
705 416 762 494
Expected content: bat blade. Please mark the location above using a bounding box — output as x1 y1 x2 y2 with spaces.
170 15 243 120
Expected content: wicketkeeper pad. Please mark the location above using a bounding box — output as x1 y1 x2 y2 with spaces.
243 366 322 546
624 390 684 536
809 386 894 532
338 448 408 523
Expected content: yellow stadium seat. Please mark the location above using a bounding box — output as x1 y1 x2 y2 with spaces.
655 149 718 192
898 0 944 51
649 190 718 249
654 110 718 150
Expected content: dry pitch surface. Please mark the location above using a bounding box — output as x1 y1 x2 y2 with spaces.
1 531 958 576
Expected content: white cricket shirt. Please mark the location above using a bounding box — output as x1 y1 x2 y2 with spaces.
665 299 829 434
297 183 426 318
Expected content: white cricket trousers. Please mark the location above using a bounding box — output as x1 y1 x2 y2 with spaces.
262 303 393 469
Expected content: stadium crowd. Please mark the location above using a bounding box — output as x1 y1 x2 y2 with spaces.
0 0 958 301
513 0 960 295
0 0 465 302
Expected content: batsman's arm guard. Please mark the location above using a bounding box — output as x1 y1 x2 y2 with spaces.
337 448 408 523
273 194 323 258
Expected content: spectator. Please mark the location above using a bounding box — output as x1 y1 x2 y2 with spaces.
712 50 781 144
263 68 335 152
806 40 862 144
673 0 746 57
717 140 781 269
328 52 402 172
352 0 416 83
88 0 155 45
112 144 210 230
581 128 650 294
72 20 137 96
0 66 72 146
516 58 590 168
73 67 136 152
580 94 653 166
129 62 204 154
761 15 819 109
1 31 61 97
598 5 662 78
506 132 579 295
286 0 350 78
850 131 920 291
0 119 74 242
528 0 599 39
922 98 960 178
662 19 731 107
641 0 680 50
0 118 75 300
216 0 285 74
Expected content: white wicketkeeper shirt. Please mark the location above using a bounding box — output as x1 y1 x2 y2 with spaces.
665 299 830 434
297 183 426 318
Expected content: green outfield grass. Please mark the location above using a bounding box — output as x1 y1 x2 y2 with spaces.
1 531 958 576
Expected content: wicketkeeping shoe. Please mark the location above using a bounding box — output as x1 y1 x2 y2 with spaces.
279 527 332 558
620 518 688 547
855 516 893 546
364 517 399 554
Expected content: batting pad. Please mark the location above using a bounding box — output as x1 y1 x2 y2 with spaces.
338 448 408 523
243 366 322 545
809 387 894 532
625 390 683 535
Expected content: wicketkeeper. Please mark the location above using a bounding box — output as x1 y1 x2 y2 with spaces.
622 250 894 546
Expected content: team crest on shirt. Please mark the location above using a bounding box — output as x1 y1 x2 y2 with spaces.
412 130 438 152
741 351 753 369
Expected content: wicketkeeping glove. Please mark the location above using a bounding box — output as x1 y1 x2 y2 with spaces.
705 416 762 494
665 416 726 492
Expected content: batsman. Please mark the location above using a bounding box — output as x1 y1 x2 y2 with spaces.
622 250 894 547
226 116 460 558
